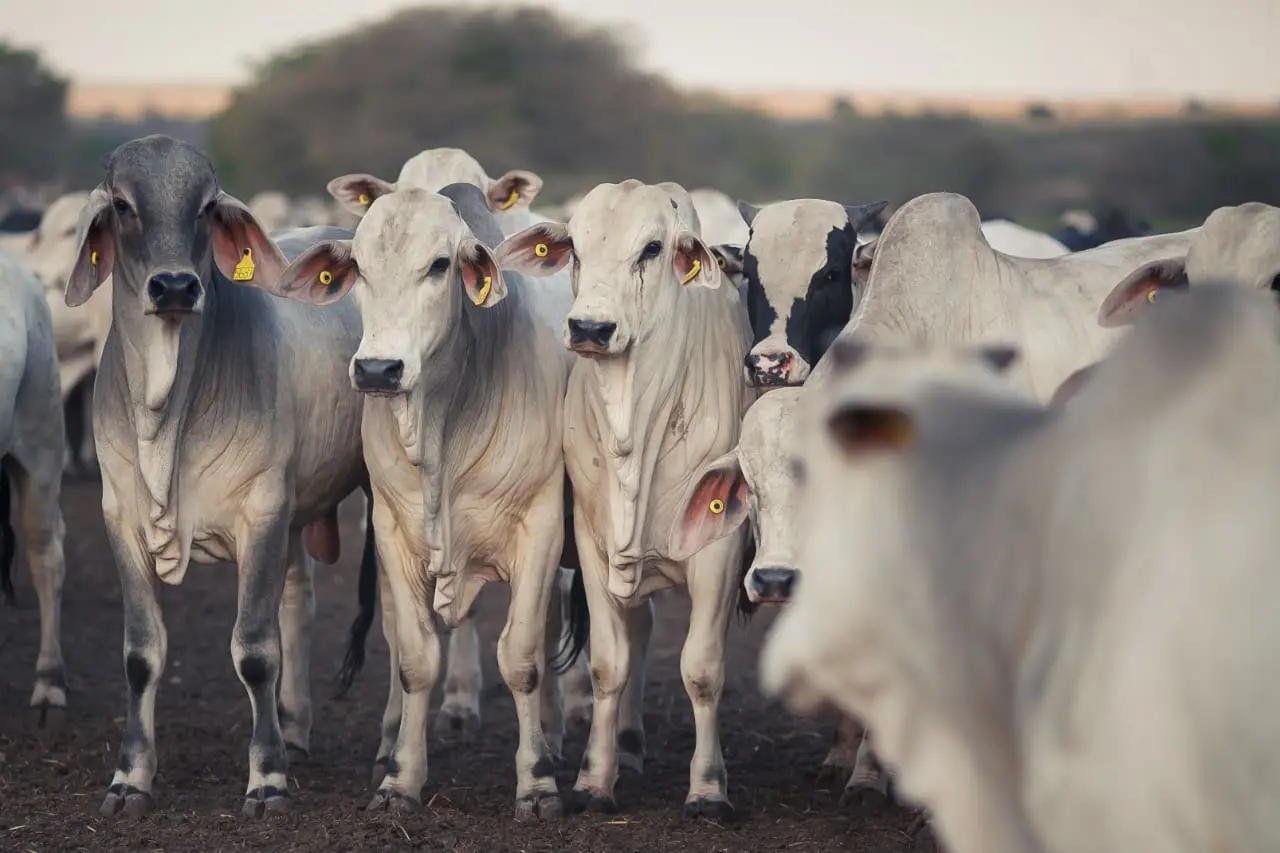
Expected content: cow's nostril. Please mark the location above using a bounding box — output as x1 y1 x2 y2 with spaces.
751 567 798 601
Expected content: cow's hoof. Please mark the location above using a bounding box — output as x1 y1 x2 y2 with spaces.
243 786 292 818
371 757 389 788
433 708 480 741
100 785 152 820
840 784 890 814
683 796 735 823
910 821 940 853
617 752 644 776
367 790 422 813
515 792 564 822
815 762 853 787
566 788 618 815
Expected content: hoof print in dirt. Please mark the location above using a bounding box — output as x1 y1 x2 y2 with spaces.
683 797 735 823
434 709 481 741
243 786 292 818
840 785 890 814
566 789 618 815
367 790 422 813
100 785 153 820
514 793 564 822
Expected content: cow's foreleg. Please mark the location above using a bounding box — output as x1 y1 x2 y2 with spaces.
372 561 403 787
232 509 292 818
616 596 653 775
100 522 165 819
369 516 442 812
436 609 482 739
8 457 67 711
277 531 314 761
499 485 563 821
568 527 633 813
679 530 741 821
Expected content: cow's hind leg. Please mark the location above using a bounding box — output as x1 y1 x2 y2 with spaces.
277 531 314 761
232 507 293 818
100 523 165 819
818 714 862 786
680 532 741 821
6 456 67 713
555 566 594 728
841 728 892 813
436 609 482 739
540 569 568 762
616 596 653 775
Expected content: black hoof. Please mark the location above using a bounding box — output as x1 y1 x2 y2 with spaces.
683 797 735 823
366 790 422 813
566 788 618 815
815 762 853 787
243 786 292 818
515 792 564 822
840 785 890 814
100 784 152 819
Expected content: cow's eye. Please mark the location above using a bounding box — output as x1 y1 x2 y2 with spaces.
112 198 133 218
639 240 663 262
428 257 450 276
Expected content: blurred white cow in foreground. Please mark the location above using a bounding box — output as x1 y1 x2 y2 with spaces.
765 284 1280 853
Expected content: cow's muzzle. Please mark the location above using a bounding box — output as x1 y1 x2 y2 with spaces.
751 566 798 603
146 271 202 315
744 351 796 387
353 358 405 394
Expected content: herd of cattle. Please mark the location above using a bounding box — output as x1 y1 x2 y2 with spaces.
0 134 1276 853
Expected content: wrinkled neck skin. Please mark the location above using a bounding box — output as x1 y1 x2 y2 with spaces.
109 258 218 583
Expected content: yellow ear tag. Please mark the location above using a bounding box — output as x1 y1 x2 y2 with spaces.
358 193 371 206
497 189 520 211
473 275 493 306
319 270 334 286
233 248 256 282
680 257 703 285
708 498 725 515
90 250 98 267
717 255 727 270
534 242 549 258
1146 288 1157 304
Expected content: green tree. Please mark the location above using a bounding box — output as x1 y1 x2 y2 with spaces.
0 43 69 187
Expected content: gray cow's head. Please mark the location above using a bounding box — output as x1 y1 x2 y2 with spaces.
669 388 805 604
495 179 721 358
737 198 887 388
64 135 287 318
269 185 507 395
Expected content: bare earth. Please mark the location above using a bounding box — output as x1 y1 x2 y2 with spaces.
0 479 920 852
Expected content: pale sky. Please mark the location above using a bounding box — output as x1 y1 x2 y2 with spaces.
2 0 1278 100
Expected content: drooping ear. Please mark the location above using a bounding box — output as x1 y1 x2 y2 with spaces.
974 344 1020 373
673 231 720 289
669 451 750 562
852 238 878 280
326 173 397 217
710 244 744 281
737 200 760 229
1096 258 1189 328
208 193 290 291
270 240 359 305
65 187 115 308
457 238 508 308
825 402 916 459
844 200 889 232
486 169 543 212
493 222 573 277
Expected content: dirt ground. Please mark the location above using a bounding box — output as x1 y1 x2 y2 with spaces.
0 478 923 852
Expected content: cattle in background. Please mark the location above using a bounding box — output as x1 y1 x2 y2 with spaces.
71 135 376 818
0 250 68 717
1053 206 1152 252
765 284 1280 853
496 179 752 819
272 182 573 819
323 145 593 736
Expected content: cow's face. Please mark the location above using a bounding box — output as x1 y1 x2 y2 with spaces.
272 188 506 396
739 199 886 387
64 135 287 320
326 147 544 221
495 179 720 358
671 388 805 603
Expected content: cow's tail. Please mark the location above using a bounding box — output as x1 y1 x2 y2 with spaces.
552 473 590 674
335 486 378 699
0 464 13 606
